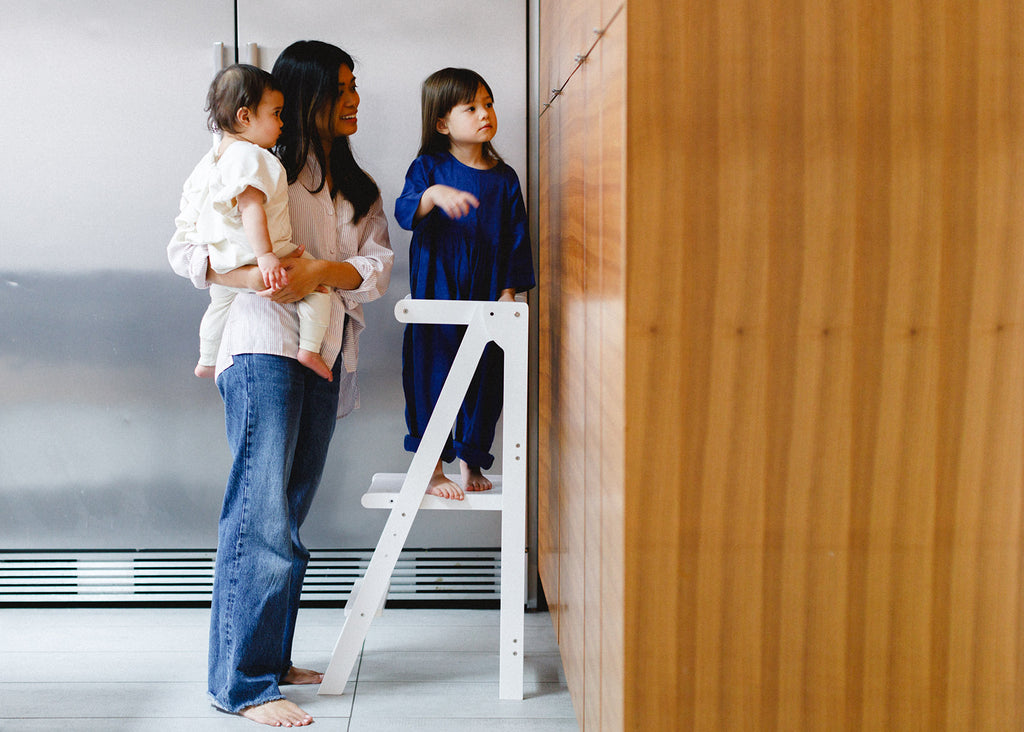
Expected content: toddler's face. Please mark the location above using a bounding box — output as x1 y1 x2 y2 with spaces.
438 84 497 146
246 89 285 149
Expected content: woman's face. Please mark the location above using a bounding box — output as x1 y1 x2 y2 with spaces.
317 64 359 141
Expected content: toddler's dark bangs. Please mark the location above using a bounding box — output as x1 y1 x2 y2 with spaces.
448 72 491 110
455 81 478 105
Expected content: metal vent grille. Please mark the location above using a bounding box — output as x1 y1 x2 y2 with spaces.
0 549 501 604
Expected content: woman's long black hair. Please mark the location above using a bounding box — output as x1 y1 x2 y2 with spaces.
272 40 379 222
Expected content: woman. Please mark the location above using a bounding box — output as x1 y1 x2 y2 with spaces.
168 40 393 727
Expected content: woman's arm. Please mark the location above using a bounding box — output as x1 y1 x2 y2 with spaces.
207 263 265 291
168 186 213 289
268 258 361 303
337 197 394 305
197 249 308 294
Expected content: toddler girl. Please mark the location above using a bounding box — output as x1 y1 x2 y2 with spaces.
395 67 535 500
171 63 332 381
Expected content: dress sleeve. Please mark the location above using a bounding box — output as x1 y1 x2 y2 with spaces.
338 196 395 308
167 169 211 290
502 170 536 292
393 157 431 231
212 143 284 216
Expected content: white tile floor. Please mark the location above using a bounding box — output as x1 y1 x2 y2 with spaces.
0 606 578 731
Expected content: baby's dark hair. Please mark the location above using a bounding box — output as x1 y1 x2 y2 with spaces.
206 64 279 134
418 67 502 162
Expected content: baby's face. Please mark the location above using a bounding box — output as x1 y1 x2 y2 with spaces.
246 89 285 149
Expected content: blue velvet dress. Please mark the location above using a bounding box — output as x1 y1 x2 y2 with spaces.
395 152 535 469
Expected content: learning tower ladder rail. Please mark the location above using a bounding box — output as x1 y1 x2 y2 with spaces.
318 297 528 700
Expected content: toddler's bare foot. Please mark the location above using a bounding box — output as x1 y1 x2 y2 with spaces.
298 348 333 381
195 363 215 378
239 698 313 727
461 461 493 492
425 462 464 500
281 666 323 685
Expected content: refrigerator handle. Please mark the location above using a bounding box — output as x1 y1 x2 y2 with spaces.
213 42 256 72
213 42 225 73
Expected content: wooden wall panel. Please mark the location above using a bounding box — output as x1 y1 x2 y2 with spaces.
540 0 1024 730
540 0 623 112
538 0 592 108
537 93 561 633
581 35 604 732
557 64 588 722
623 0 708 727
538 5 626 731
967 7 1024 730
596 18 625 732
620 0 1024 729
791 4 857 731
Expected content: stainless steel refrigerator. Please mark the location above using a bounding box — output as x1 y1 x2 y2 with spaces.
0 0 529 603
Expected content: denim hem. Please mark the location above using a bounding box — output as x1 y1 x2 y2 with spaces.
208 690 286 715
277 663 295 684
451 438 495 471
404 433 457 463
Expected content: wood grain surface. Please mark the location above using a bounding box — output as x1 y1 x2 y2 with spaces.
540 1 1024 729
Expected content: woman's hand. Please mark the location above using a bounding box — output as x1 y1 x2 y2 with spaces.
217 245 307 294
262 255 328 303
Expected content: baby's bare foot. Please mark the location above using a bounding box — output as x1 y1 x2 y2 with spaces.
281 666 323 685
461 461 493 492
297 349 333 381
239 698 313 727
195 363 215 378
426 470 465 500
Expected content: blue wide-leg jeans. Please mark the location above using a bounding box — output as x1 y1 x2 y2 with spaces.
208 354 341 713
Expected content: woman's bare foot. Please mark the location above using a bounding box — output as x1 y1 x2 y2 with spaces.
425 460 464 500
195 363 215 378
239 698 313 727
298 348 333 381
281 666 323 685
461 461 493 492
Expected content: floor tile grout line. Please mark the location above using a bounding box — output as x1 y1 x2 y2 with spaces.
343 638 366 731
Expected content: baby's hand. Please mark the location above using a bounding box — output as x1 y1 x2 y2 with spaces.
257 252 288 291
429 185 480 219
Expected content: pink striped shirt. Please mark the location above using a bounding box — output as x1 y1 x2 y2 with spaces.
168 156 394 417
